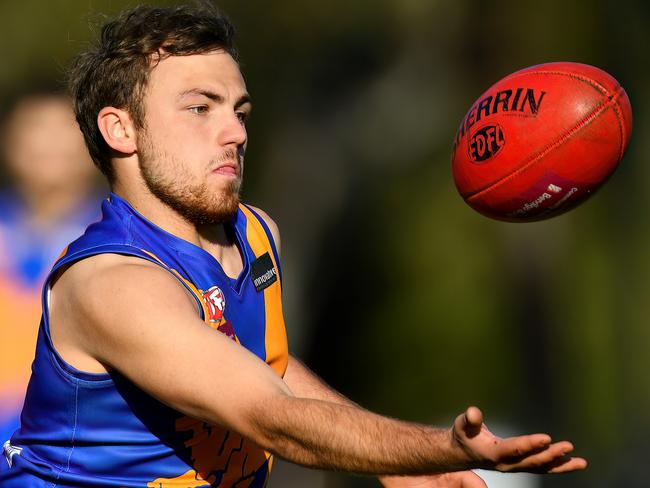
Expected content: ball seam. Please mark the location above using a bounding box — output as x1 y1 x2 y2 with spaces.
487 69 612 97
610 86 628 161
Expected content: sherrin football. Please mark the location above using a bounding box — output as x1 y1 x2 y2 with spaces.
452 62 632 221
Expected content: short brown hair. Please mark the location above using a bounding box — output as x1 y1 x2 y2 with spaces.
68 3 238 182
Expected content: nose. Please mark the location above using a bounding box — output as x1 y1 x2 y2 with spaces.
218 112 247 148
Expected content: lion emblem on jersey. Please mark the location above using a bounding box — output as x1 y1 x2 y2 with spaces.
202 286 226 324
200 285 238 341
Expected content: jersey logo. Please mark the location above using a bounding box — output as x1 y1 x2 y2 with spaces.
251 253 277 292
201 285 238 341
3 440 22 468
202 286 226 324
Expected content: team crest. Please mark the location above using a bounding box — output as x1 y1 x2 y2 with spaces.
201 285 237 341
202 286 226 324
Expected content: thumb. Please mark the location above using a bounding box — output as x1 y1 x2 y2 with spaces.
460 406 483 438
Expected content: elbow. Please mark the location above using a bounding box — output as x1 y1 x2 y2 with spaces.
241 394 320 467
243 393 293 451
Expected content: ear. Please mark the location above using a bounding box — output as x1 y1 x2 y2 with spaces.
97 106 137 155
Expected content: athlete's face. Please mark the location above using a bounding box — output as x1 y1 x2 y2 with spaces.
137 50 251 225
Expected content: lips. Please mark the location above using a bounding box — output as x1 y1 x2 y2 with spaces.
212 160 239 177
214 165 237 176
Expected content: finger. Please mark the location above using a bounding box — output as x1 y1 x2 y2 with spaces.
493 433 552 460
497 440 569 469
502 454 588 474
546 456 588 473
496 441 587 473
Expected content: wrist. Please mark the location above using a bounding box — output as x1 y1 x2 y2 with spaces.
448 426 478 471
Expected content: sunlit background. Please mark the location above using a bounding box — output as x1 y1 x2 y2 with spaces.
1 1 648 487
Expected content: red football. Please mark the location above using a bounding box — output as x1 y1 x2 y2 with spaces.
452 62 632 221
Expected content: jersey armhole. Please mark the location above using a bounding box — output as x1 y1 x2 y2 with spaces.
40 245 206 382
241 204 283 285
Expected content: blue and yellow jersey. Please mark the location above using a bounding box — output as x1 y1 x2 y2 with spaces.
1 193 288 487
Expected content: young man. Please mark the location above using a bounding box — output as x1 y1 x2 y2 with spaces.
1 4 586 487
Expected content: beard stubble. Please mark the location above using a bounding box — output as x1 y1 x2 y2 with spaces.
138 133 242 226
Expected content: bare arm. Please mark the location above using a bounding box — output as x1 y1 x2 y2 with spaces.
52 256 459 474
51 255 585 477
282 355 354 405
283 356 586 483
283 357 487 487
244 209 587 477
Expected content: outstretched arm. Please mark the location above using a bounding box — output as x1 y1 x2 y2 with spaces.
283 356 585 483
54 255 586 477
243 209 587 480
283 356 487 487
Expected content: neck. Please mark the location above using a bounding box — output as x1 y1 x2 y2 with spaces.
114 183 205 244
112 183 243 278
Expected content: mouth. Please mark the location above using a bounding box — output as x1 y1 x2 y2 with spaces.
212 161 240 178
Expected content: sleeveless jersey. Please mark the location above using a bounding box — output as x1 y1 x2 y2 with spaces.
1 193 288 487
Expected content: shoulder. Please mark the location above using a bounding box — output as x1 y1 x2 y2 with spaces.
58 252 163 284
54 253 197 322
49 253 200 370
244 205 281 255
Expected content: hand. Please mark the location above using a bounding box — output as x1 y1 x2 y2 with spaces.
381 471 486 488
452 406 588 473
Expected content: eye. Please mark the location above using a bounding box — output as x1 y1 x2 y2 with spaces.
189 105 208 115
236 111 249 125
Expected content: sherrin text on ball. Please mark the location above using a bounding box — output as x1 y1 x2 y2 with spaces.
452 62 632 221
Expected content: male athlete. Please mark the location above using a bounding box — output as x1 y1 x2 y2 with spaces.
0 4 586 487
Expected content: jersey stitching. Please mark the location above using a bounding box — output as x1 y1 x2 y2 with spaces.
65 381 79 474
47 381 78 486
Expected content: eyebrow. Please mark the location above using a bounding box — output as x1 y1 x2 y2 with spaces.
178 89 252 109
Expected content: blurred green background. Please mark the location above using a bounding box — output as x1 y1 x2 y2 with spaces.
2 1 647 487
